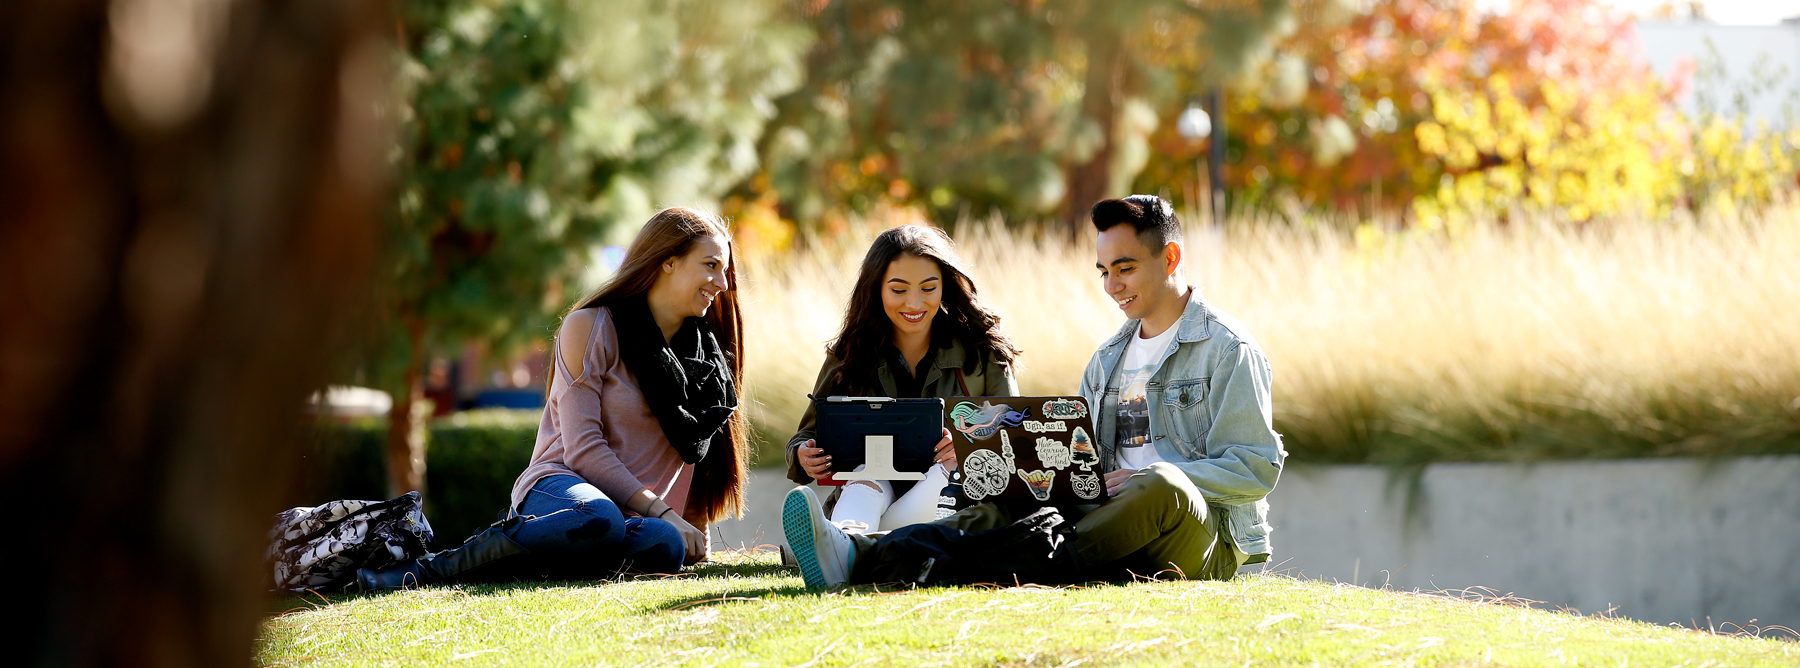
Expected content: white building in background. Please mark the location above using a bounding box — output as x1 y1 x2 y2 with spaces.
1634 18 1800 126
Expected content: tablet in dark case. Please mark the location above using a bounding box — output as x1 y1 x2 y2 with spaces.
813 396 944 481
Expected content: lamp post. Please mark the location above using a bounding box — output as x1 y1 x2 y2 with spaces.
1176 88 1226 223
1209 88 1226 221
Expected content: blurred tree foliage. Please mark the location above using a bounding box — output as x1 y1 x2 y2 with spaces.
1674 40 1800 215
744 0 1292 234
1676 118 1799 216
1144 0 1798 224
1411 1 1796 224
367 0 811 499
1413 73 1685 225
352 0 1800 498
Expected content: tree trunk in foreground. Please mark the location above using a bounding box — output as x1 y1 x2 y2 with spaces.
0 1 388 666
385 317 428 501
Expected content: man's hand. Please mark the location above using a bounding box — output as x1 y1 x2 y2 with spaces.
1104 468 1138 496
797 440 833 481
931 428 957 470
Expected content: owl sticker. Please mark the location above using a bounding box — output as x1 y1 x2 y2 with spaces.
1070 471 1101 500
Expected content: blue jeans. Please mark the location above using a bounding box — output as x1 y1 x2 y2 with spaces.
505 475 684 576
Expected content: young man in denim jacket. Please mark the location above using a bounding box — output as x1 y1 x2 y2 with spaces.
784 194 1284 586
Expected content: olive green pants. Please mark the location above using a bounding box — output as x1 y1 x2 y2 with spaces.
851 462 1241 582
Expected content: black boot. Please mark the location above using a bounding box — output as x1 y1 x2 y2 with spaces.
356 525 530 592
945 507 1084 585
869 507 1085 586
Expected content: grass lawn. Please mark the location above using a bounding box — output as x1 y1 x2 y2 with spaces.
258 551 1796 667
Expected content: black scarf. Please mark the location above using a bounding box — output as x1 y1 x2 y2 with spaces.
607 294 738 464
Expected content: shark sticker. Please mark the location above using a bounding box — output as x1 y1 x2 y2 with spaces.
950 401 1031 441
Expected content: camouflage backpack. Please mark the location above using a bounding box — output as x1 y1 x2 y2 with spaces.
267 491 435 592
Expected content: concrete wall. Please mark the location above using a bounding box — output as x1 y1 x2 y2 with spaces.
715 456 1800 631
1259 456 1800 632
713 466 800 552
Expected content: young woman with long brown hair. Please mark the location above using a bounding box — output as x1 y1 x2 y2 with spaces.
359 207 749 590
782 225 1020 540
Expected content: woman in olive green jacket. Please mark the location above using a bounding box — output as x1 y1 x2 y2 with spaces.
785 225 1020 532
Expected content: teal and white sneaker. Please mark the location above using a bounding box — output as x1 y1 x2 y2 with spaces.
782 486 854 589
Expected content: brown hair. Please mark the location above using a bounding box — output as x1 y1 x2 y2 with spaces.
561 207 747 523
827 225 1019 392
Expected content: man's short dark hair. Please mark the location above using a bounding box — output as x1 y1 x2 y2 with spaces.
1090 194 1182 251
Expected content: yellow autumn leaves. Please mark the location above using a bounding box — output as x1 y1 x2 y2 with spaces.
1412 74 1796 229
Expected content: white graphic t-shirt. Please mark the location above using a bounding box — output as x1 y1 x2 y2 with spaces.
1113 322 1178 471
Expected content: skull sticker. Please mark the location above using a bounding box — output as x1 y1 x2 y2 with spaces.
963 431 1022 501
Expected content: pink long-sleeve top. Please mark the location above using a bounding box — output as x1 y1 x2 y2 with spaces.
509 306 692 516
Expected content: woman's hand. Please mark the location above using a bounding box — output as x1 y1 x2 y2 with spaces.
931 428 957 471
629 487 709 564
797 440 833 481
666 513 709 565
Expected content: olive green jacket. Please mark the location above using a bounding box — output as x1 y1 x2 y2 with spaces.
784 337 1019 485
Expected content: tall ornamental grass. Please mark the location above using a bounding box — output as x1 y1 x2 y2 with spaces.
738 203 1800 466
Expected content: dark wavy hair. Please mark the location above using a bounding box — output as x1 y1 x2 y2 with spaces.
826 225 1019 392
559 207 748 523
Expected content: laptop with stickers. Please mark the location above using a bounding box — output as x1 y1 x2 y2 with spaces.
947 396 1109 505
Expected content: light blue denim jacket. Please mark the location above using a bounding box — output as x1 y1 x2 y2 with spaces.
1079 288 1284 562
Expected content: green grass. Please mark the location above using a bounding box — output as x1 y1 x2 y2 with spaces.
258 552 1795 667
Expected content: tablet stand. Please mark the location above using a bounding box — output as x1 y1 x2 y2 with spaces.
833 435 926 481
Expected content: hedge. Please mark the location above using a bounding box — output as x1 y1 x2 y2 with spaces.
291 410 541 547
289 410 808 547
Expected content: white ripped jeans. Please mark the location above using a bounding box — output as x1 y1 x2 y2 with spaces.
830 462 951 532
